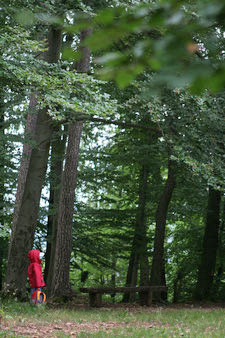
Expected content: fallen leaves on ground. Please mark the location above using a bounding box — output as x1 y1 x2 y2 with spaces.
1 302 224 337
1 319 163 337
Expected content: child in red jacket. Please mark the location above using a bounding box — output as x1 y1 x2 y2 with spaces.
27 250 45 304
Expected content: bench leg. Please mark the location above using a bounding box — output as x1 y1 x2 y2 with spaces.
139 291 152 306
139 291 147 306
89 293 102 307
146 291 152 306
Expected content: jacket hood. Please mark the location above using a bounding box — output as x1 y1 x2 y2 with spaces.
28 250 41 263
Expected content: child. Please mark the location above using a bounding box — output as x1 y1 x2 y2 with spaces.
27 250 45 304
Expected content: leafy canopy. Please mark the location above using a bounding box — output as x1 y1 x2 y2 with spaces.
64 0 225 93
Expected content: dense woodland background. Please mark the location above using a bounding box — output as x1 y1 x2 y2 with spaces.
0 0 225 304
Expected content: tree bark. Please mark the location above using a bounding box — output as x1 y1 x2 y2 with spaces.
10 96 38 247
45 125 67 285
139 164 151 287
0 91 6 290
45 31 74 285
123 247 139 302
194 187 221 300
150 159 176 300
123 163 150 302
172 270 182 303
214 200 225 291
50 27 92 298
51 121 83 297
3 27 62 298
75 28 92 73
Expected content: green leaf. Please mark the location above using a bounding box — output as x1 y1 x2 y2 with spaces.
62 48 82 61
15 10 35 26
94 8 115 25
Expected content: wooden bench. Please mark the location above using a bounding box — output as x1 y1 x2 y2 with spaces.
79 286 168 307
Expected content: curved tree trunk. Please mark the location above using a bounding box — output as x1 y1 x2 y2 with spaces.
150 159 176 301
3 27 62 298
194 187 221 300
50 27 92 298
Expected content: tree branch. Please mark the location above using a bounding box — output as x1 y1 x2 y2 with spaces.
66 113 161 133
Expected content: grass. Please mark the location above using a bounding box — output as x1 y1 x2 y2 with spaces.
0 299 224 337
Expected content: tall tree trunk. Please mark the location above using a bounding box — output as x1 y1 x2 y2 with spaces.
44 30 75 285
51 121 83 297
10 96 38 246
0 91 6 290
44 183 54 283
45 31 74 286
194 187 221 300
173 270 182 303
123 245 139 302
214 200 225 291
138 164 151 304
123 163 150 302
75 28 92 73
45 125 67 285
50 27 92 298
0 251 2 290
3 27 62 298
110 257 117 303
139 164 151 288
150 159 176 300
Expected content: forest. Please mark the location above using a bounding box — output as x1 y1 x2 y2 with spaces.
1 0 225 306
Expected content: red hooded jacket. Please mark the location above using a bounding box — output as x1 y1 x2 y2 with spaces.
27 250 45 288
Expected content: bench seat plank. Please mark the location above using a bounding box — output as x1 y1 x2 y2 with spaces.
80 286 167 307
80 286 167 294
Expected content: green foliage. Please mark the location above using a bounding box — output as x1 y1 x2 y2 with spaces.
40 69 118 120
65 1 225 93
147 89 225 189
0 28 117 120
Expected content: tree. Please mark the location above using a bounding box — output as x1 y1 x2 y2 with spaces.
4 26 62 298
194 187 221 300
123 131 153 302
2 1 117 299
0 88 8 291
50 121 83 297
0 7 49 294
150 159 176 300
50 27 92 298
123 162 150 302
44 125 67 284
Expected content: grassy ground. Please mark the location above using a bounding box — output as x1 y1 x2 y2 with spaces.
0 298 225 337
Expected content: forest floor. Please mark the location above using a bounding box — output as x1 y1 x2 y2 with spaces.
0 297 225 337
